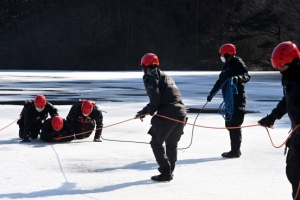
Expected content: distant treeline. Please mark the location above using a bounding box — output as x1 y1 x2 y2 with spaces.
0 0 299 70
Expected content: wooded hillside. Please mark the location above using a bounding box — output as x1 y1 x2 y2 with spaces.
0 0 299 70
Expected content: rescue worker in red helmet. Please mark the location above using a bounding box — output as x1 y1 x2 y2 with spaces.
40 116 74 142
135 53 187 182
207 43 250 158
66 99 103 142
17 94 59 142
258 41 300 200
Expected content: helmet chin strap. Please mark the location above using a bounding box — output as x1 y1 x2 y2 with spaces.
142 66 148 74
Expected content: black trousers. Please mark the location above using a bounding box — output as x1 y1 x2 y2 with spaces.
286 137 300 200
148 116 186 175
74 122 95 139
18 119 42 139
225 110 245 152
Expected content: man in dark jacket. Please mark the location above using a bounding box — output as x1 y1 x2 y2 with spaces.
17 94 59 142
40 116 74 142
207 43 250 158
135 53 187 182
258 41 300 200
66 99 103 142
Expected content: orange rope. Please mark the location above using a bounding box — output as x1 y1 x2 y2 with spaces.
265 124 300 149
54 117 137 140
155 114 258 129
155 114 300 149
0 116 20 132
53 113 299 147
0 112 296 150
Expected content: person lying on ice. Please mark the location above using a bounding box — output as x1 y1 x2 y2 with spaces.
66 99 103 142
40 116 74 142
17 94 59 142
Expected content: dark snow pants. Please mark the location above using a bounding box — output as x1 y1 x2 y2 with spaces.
74 121 95 139
286 135 300 200
17 118 42 139
148 115 186 175
225 110 245 153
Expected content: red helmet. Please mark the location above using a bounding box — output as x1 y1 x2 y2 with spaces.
141 53 159 67
52 116 64 131
271 41 300 69
34 94 46 108
219 43 236 55
81 100 94 116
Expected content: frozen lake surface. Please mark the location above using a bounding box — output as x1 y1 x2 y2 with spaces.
0 70 292 200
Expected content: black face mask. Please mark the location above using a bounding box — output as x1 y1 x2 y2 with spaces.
224 54 233 63
280 58 300 80
142 65 157 74
141 65 147 74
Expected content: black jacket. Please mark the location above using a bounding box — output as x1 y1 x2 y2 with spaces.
271 74 300 128
209 56 250 110
269 63 300 161
40 118 74 142
66 100 103 138
140 68 186 118
23 101 58 136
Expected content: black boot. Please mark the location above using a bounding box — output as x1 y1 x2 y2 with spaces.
151 173 173 182
221 150 241 158
222 140 242 158
19 129 23 139
93 137 102 142
21 137 31 143
170 163 175 173
21 133 31 142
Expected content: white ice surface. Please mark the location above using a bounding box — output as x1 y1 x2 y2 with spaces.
0 70 292 200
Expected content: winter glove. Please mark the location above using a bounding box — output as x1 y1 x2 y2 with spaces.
258 114 276 128
207 95 213 102
232 76 238 83
135 111 147 122
21 134 31 142
94 130 102 142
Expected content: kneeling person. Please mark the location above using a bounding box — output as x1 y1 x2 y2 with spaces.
66 99 103 142
17 94 58 142
40 116 74 142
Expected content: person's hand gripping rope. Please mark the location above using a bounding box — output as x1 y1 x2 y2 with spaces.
134 111 148 122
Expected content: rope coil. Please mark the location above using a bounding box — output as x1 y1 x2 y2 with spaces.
218 78 238 121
